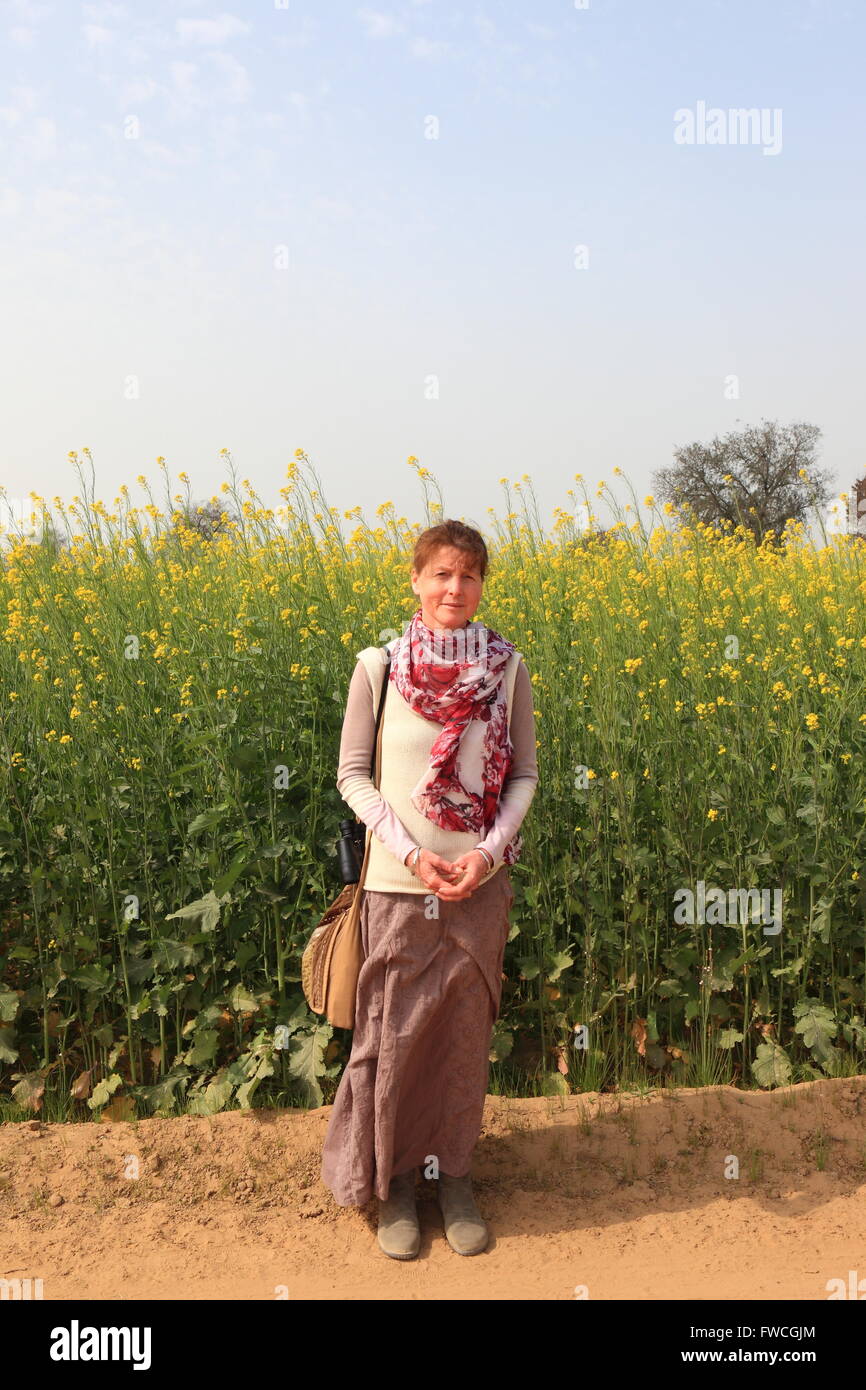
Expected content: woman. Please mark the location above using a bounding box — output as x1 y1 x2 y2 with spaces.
320 518 538 1259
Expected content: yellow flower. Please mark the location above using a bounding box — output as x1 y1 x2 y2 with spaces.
707 808 719 820
805 712 819 729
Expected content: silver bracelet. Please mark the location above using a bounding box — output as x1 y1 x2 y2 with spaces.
475 847 494 870
410 845 421 873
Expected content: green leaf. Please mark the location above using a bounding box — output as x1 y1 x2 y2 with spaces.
227 745 260 772
0 987 20 1022
69 964 113 994
727 945 771 973
644 1042 669 1071
277 996 313 1038
152 938 199 969
234 942 258 971
288 1024 331 1107
186 1028 219 1066
187 808 228 836
137 1068 191 1112
88 1072 123 1110
541 1072 570 1096
260 841 290 859
43 960 66 999
811 899 833 945
187 1068 234 1115
165 890 229 934
0 1027 19 1063
662 946 699 978
213 855 249 896
236 1058 274 1109
716 1028 744 1050
545 951 574 982
771 956 804 979
127 955 156 984
657 979 683 998
489 1028 513 1063
811 1033 843 1076
793 999 836 1049
228 983 259 1014
751 1040 792 1089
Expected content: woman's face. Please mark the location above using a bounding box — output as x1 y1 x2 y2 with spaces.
410 546 483 631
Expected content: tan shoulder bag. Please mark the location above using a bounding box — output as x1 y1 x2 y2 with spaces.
301 656 389 1029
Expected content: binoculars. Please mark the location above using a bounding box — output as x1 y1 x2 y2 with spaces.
337 818 366 884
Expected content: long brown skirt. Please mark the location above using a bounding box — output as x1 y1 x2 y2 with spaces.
320 866 514 1207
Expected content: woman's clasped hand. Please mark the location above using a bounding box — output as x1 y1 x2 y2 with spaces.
403 847 490 900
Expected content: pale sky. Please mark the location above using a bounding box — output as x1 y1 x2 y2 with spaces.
1 0 863 541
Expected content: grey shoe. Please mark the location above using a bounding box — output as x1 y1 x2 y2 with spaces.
377 1168 420 1260
437 1171 489 1255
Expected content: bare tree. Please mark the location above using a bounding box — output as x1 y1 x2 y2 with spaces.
174 498 235 543
652 419 833 544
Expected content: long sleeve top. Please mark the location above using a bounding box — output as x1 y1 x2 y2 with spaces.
336 643 539 893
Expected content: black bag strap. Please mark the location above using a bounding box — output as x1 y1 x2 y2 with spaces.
369 655 391 780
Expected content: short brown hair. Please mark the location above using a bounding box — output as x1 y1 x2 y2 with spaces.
412 519 489 582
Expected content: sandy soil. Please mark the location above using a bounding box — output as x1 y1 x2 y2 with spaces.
2 1076 865 1301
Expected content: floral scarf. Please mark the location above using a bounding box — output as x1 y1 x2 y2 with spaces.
386 608 524 865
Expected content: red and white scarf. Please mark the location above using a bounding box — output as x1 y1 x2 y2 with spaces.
386 609 524 865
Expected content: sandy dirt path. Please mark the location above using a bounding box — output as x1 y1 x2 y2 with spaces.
2 1076 865 1300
